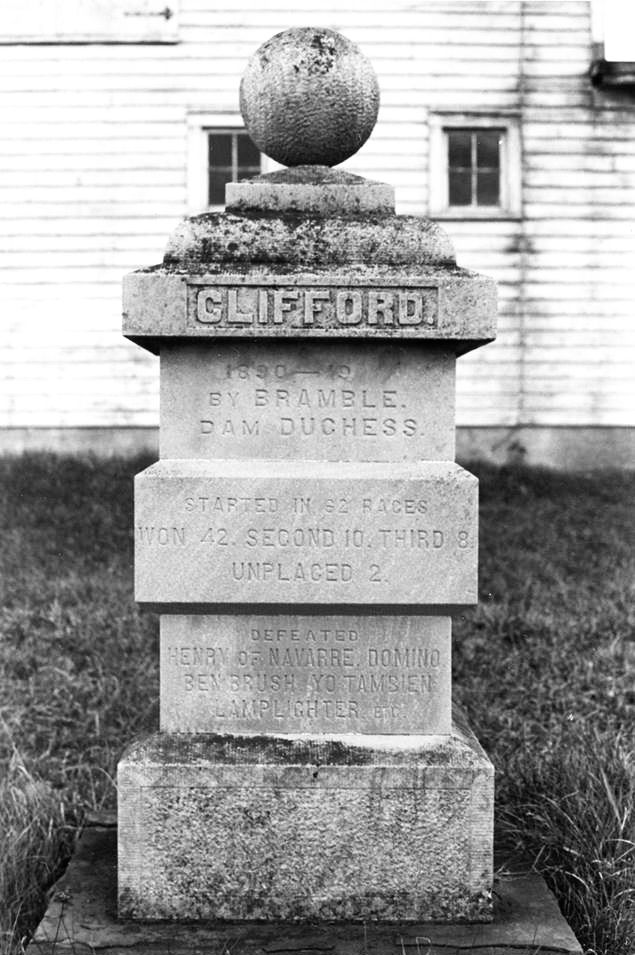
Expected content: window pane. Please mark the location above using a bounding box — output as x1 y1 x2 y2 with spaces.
476 130 500 169
209 166 233 205
237 132 260 166
207 130 262 203
448 130 471 169
208 133 232 167
476 169 500 205
449 169 472 205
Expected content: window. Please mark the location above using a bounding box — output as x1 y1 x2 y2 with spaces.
429 114 520 218
447 129 502 208
207 130 262 206
187 113 269 213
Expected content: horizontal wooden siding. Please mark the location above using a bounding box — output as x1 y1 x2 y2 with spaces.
0 1 633 431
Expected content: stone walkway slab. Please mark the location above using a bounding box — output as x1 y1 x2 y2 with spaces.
28 818 582 955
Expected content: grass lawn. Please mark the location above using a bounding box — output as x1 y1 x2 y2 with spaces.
0 453 633 954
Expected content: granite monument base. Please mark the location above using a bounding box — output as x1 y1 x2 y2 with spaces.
27 817 584 955
117 713 494 922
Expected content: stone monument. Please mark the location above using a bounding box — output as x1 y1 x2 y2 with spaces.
118 27 497 922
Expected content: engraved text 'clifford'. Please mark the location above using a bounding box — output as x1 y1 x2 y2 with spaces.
192 286 439 329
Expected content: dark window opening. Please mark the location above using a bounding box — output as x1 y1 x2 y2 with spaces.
447 129 502 207
208 130 261 206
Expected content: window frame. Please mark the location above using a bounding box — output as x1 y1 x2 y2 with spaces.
429 113 521 220
206 128 262 207
187 112 272 214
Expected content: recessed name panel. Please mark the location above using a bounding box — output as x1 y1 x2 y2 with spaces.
190 284 439 330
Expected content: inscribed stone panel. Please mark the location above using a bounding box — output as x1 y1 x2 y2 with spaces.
134 461 478 609
160 614 451 735
160 341 455 462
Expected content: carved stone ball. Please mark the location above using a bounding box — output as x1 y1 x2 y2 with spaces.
239 27 380 167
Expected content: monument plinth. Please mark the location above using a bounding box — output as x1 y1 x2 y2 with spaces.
118 26 497 922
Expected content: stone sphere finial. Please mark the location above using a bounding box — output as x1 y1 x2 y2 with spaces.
239 27 380 168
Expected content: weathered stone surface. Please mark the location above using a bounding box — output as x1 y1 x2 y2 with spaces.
239 28 379 168
134 461 478 611
28 819 584 955
160 341 455 462
163 217 455 268
191 282 442 330
118 26 501 925
117 715 494 921
123 269 496 354
160 614 451 735
226 167 395 216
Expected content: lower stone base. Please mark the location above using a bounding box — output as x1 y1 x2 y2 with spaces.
28 818 584 955
117 715 494 921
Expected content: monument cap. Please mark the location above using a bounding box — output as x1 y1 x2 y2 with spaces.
123 26 497 355
240 27 380 167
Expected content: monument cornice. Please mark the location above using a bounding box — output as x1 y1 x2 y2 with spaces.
162 210 456 268
123 266 496 355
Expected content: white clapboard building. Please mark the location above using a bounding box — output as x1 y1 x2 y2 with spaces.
1 0 634 468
